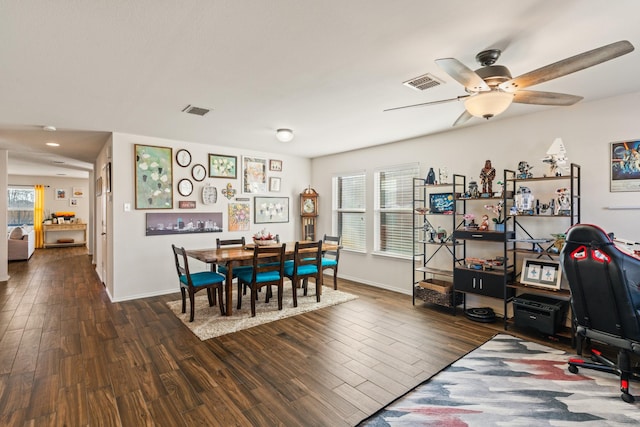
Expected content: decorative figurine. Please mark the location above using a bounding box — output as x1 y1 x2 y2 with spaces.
479 214 490 231
542 137 568 176
426 224 436 243
555 187 571 215
438 167 449 184
468 180 480 198
425 167 436 185
515 186 534 214
436 226 447 243
517 161 533 179
479 160 496 195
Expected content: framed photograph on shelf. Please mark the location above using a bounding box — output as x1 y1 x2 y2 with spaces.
254 196 289 224
520 258 562 290
269 159 283 172
135 144 173 209
610 140 640 192
208 154 237 178
243 156 267 193
269 177 281 192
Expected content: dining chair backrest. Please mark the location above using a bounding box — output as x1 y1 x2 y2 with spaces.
292 240 323 275
251 244 286 280
323 234 341 262
172 244 191 286
216 236 246 249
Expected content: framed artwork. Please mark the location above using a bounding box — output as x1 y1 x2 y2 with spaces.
254 196 289 224
228 201 251 231
145 212 222 236
55 188 67 200
243 156 267 193
269 159 283 172
69 198 78 207
610 140 640 192
429 193 454 214
135 144 173 209
520 258 562 290
208 154 237 178
96 176 103 196
72 187 85 198
269 177 281 192
178 200 196 209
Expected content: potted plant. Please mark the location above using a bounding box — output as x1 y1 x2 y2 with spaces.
484 201 509 232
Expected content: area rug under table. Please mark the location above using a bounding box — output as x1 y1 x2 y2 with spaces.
360 334 640 426
167 285 357 340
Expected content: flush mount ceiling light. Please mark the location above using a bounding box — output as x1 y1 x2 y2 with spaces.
43 125 56 132
46 142 60 147
464 91 514 119
276 128 294 142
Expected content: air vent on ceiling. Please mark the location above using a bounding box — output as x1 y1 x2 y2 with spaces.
403 73 444 91
182 105 210 116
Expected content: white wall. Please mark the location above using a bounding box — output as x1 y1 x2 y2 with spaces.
311 91 640 306
107 132 310 302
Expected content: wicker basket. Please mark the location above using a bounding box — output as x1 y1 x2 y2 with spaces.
253 239 277 246
415 281 463 307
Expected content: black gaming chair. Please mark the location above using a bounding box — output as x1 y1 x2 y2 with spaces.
560 223 640 403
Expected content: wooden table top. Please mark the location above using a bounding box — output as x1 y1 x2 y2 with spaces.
187 242 337 264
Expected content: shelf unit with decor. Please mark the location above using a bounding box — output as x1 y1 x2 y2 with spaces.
452 172 516 327
503 163 580 339
412 177 464 311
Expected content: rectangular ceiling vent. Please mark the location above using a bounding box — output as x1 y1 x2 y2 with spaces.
403 73 444 91
182 105 210 116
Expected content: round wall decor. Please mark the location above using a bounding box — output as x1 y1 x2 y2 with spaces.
177 178 193 196
176 149 192 167
191 163 206 181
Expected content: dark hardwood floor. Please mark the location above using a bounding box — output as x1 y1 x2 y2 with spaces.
1 247 572 426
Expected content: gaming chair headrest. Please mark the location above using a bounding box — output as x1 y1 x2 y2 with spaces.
565 224 614 247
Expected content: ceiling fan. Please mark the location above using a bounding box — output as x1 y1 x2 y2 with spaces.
385 40 634 126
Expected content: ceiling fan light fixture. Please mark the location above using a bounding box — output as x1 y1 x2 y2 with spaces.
276 128 294 142
464 91 514 119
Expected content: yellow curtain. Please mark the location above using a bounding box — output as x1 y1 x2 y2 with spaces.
34 185 45 248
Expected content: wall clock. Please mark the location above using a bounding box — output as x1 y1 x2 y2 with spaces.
176 149 192 167
178 178 193 196
202 184 218 205
191 164 206 182
300 187 318 217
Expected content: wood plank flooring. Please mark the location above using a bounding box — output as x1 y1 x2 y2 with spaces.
1 247 572 426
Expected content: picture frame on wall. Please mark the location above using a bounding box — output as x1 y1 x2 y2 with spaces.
228 201 250 231
55 188 67 200
269 177 281 192
520 258 562 290
610 140 640 192
243 156 267 193
106 162 112 193
208 154 237 179
96 176 103 196
135 144 173 209
269 159 283 172
254 196 289 223
72 187 85 198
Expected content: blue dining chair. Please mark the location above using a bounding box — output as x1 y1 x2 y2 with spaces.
236 244 286 317
321 234 341 290
285 240 323 306
215 237 253 293
172 244 226 322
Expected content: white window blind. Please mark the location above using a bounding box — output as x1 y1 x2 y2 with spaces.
8 186 35 226
332 172 366 252
374 164 419 257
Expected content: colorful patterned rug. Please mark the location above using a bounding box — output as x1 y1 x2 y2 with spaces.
360 334 640 425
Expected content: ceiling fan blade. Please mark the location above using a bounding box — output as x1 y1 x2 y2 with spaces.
513 90 583 106
383 95 469 112
453 110 472 126
435 58 490 92
500 40 634 91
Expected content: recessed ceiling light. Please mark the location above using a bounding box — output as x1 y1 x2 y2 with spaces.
43 125 57 132
46 142 60 147
56 173 67 176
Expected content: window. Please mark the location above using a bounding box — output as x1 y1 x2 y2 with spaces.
8 187 35 226
332 172 366 252
374 164 419 257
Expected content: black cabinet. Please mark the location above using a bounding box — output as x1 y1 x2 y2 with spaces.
454 268 515 299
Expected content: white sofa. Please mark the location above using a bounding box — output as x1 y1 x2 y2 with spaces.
8 227 36 261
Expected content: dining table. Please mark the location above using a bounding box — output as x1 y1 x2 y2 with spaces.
186 241 338 316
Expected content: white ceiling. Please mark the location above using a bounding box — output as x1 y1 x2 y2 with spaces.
1 0 640 178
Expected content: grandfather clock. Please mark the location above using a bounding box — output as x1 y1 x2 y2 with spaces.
300 187 318 241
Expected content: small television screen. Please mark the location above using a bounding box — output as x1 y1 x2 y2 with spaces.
429 193 454 214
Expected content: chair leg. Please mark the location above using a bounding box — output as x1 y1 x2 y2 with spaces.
189 290 196 322
303 277 308 296
277 284 283 310
180 287 187 314
216 286 225 316
207 288 215 307
333 267 338 290
250 287 257 317
237 280 243 310
315 277 321 302
291 279 298 308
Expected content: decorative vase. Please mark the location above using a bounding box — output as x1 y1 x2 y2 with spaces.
494 223 505 232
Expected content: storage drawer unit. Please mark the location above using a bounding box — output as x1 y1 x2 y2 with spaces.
454 268 514 299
